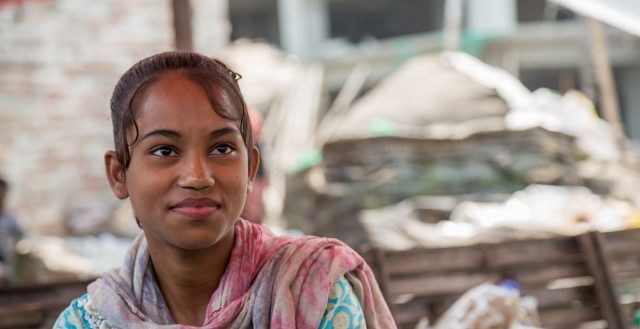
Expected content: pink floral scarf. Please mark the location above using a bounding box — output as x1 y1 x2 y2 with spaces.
87 219 396 328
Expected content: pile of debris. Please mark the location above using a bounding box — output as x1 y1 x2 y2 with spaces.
282 52 640 248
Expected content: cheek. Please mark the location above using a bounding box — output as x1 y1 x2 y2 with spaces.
233 175 243 190
125 169 162 201
232 174 248 196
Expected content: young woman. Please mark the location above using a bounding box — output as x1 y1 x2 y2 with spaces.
54 51 395 329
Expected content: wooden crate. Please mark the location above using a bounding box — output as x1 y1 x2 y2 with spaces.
0 279 92 329
363 230 640 329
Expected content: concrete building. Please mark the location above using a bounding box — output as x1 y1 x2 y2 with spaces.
229 0 640 140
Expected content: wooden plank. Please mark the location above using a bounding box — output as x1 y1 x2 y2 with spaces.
602 227 640 241
385 245 485 276
0 280 89 306
600 229 640 327
488 236 582 268
386 236 584 276
0 278 91 294
392 299 430 325
592 231 627 329
509 262 590 288
0 310 44 329
389 273 499 298
391 295 457 323
579 231 625 329
0 279 90 329
602 228 640 256
525 285 598 310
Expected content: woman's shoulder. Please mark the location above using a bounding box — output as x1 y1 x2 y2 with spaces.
54 293 112 329
289 234 364 263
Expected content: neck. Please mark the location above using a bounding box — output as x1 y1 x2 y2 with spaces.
147 231 235 326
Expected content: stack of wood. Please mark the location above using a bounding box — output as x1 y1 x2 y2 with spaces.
363 228 640 329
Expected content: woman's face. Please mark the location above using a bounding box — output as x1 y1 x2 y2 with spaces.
108 72 259 251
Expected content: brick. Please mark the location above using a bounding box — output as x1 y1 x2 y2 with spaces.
0 0 229 234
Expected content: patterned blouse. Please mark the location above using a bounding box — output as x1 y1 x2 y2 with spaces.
55 277 365 329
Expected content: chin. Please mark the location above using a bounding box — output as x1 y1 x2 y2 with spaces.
171 229 233 251
176 241 217 250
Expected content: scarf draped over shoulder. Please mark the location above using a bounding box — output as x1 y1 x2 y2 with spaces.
87 220 396 329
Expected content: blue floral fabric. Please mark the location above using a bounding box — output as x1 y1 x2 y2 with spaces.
318 277 366 329
54 293 110 329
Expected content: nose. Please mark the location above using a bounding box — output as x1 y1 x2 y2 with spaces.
177 152 215 190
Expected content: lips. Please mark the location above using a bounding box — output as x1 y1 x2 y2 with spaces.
170 197 221 220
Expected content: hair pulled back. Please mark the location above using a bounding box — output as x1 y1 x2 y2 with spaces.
110 51 253 168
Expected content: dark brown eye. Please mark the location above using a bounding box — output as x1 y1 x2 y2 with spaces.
151 146 177 157
211 144 235 155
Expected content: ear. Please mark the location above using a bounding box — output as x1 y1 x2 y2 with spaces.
105 150 129 199
247 146 260 193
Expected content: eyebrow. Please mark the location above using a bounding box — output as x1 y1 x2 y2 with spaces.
139 127 242 142
140 129 180 142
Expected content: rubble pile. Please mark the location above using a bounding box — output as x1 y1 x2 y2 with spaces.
283 52 640 249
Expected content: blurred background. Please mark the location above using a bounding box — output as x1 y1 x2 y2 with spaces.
2 0 640 328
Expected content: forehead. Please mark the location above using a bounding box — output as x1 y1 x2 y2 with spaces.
134 72 239 128
144 70 240 108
